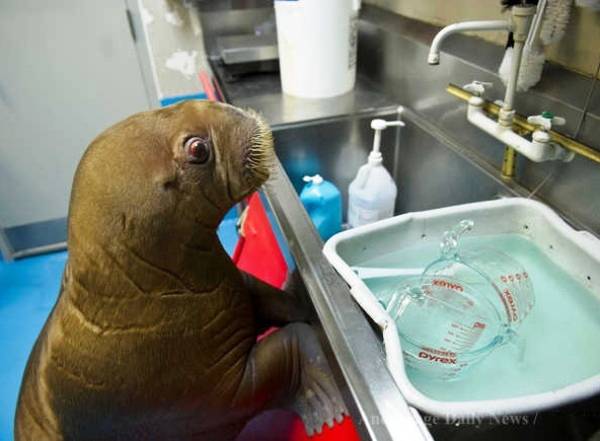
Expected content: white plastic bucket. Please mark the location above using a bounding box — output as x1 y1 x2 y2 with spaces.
274 0 361 98
323 198 600 418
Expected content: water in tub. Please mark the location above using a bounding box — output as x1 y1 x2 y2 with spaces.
361 233 600 401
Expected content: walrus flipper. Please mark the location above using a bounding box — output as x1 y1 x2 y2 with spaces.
286 327 348 435
233 323 347 435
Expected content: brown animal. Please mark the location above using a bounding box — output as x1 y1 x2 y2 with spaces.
15 101 346 441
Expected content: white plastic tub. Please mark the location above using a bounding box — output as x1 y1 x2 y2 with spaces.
323 198 600 418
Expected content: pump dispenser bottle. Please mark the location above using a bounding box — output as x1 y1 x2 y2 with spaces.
347 114 404 228
300 174 342 240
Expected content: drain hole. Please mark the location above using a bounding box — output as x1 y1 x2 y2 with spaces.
524 224 529 230
587 275 592 281
421 233 426 239
549 245 554 250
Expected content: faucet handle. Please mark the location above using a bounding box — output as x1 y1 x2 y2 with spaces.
527 111 566 131
463 81 493 97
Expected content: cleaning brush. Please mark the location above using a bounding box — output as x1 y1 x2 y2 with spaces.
499 43 547 92
575 0 600 10
498 0 572 92
539 0 572 45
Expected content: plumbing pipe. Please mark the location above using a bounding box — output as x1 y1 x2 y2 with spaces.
501 146 517 179
428 6 575 165
503 39 524 113
467 100 565 162
447 83 596 163
525 0 548 50
502 6 536 115
511 5 536 42
427 20 510 65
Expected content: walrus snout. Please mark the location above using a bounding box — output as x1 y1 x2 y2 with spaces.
241 110 274 186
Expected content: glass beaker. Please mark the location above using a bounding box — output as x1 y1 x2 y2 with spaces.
383 275 513 380
423 220 535 328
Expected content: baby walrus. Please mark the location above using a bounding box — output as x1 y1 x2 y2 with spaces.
15 100 347 441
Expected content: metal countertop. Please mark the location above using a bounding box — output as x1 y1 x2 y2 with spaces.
211 61 396 126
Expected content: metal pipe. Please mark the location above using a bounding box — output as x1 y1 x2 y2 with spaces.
502 6 535 116
447 83 600 165
525 0 547 50
427 20 510 65
0 226 14 262
502 146 517 179
10 242 67 260
504 39 524 112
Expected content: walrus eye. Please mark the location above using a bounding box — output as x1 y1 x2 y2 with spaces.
184 136 211 164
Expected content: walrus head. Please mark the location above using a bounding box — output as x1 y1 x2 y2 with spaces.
68 101 274 257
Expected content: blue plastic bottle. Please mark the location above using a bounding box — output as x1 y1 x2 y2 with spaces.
300 174 342 241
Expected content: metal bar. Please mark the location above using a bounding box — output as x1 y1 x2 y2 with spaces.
10 242 67 260
0 226 15 262
503 39 524 113
263 157 428 441
501 146 517 180
447 83 600 165
123 0 161 109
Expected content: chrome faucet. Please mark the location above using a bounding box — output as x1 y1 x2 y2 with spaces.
427 20 510 66
428 4 572 163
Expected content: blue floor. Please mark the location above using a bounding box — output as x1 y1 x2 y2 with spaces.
0 220 239 441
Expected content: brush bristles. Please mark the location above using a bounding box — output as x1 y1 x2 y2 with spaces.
244 110 275 184
539 0 571 45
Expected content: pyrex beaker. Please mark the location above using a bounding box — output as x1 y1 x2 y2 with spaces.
423 220 535 328
384 275 512 380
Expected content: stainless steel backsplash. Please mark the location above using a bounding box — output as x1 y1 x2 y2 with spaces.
358 5 600 234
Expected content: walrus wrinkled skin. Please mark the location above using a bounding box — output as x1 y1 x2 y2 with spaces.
15 101 347 441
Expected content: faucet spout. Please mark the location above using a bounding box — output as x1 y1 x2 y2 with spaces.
427 20 510 65
432 6 572 164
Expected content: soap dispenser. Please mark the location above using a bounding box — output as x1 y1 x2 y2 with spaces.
347 116 404 228
300 174 342 241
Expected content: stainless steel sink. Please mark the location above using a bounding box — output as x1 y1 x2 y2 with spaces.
271 107 523 218
263 106 600 441
261 107 535 441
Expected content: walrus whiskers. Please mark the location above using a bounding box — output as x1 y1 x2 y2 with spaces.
242 110 275 184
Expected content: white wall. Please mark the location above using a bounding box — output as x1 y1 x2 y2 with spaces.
0 0 150 228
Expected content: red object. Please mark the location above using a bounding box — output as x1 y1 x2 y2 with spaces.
232 194 360 440
198 70 218 102
237 411 360 441
233 193 288 289
310 416 360 441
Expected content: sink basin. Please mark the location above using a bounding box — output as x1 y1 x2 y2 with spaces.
273 107 523 218
263 107 599 441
